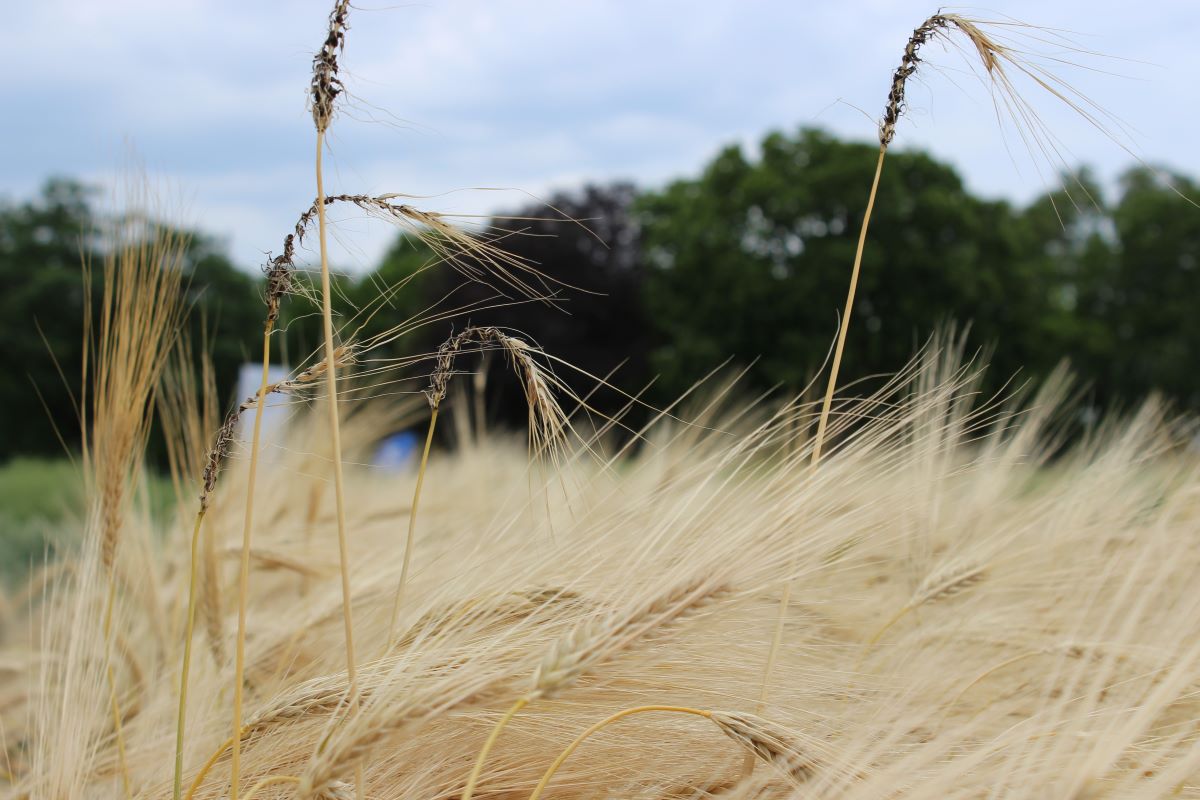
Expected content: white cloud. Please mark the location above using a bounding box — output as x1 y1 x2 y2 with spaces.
4 0 1198 268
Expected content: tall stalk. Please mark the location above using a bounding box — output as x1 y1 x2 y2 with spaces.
747 14 946 775
229 322 274 800
387 404 438 647
310 4 360 794
172 510 206 800
314 128 359 710
747 13 1101 778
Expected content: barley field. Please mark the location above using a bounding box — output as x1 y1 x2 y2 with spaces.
1 4 1198 799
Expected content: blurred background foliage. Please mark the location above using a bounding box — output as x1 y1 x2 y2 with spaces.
3 126 1199 467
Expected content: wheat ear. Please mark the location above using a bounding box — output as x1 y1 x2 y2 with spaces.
709 712 817 786
90 217 187 799
462 578 724 799
387 327 570 646
303 578 722 794
862 560 987 661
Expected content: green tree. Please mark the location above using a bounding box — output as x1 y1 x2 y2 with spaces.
419 184 650 429
0 179 263 460
0 179 96 457
1102 166 1200 407
1015 171 1119 401
180 233 264 409
638 128 1062 399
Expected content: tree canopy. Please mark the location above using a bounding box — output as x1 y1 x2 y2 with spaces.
4 129 1199 460
0 179 262 460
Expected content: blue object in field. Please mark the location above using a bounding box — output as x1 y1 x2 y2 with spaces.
374 431 421 470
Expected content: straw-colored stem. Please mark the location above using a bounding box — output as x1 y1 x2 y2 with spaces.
749 144 888 777
241 774 300 800
315 128 362 798
387 405 439 647
462 695 529 800
103 572 132 800
183 733 236 800
812 143 886 465
230 321 275 800
527 705 713 800
173 509 207 800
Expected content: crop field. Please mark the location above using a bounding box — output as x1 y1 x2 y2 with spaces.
1 4 1198 799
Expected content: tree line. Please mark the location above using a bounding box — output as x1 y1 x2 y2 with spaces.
3 127 1198 460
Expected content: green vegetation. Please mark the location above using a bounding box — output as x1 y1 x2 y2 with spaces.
3 129 1199 463
0 180 262 461
0 457 177 582
0 458 82 580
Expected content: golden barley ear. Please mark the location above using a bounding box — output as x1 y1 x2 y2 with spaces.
84 197 190 800
427 326 572 457
710 712 817 785
880 11 1167 213
298 193 563 303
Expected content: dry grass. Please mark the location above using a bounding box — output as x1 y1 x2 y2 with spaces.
4 340 1200 798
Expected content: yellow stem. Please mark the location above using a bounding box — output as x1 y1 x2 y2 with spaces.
810 143 887 465
527 705 712 800
174 509 208 800
315 127 362 800
183 733 236 800
462 695 529 800
387 404 439 647
241 774 300 800
749 144 888 779
231 321 275 800
103 572 132 799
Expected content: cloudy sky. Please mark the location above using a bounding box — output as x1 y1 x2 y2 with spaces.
5 1 1199 271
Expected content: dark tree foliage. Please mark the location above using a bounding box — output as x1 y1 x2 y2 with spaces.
6 130 1200 461
1101 167 1200 408
0 179 263 461
422 183 650 432
640 128 1093 402
181 236 266 411
0 179 95 457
